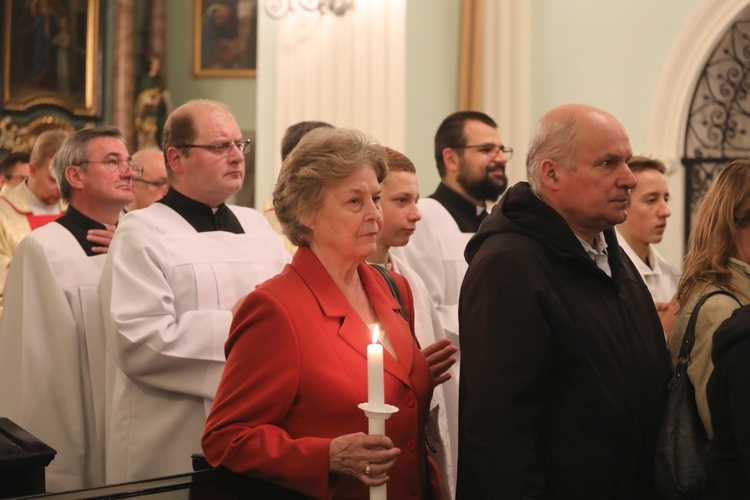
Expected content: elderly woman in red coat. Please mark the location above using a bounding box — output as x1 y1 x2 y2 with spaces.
202 127 448 499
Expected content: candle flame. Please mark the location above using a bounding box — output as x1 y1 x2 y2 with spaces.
371 325 380 344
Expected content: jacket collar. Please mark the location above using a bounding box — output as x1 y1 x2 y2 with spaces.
468 182 627 283
292 246 414 387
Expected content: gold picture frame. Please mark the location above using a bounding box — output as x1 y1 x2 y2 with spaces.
2 0 100 117
193 0 257 78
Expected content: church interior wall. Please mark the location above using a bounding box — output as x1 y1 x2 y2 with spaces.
3 0 746 271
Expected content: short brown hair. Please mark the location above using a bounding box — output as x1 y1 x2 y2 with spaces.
280 121 334 161
161 99 231 171
628 155 666 175
273 128 388 247
384 147 416 174
0 152 30 177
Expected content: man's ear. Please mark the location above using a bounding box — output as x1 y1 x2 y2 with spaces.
539 158 559 188
166 147 183 174
65 165 84 190
442 147 460 175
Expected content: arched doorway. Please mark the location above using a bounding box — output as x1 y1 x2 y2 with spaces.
646 0 750 264
683 4 750 237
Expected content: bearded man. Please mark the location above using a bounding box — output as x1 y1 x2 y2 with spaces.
392 111 510 377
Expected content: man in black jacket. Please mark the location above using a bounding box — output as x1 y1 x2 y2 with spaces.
457 103 671 499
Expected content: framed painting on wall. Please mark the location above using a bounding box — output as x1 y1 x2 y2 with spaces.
193 0 257 77
2 0 101 117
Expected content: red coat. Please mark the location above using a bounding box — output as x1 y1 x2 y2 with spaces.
203 246 435 499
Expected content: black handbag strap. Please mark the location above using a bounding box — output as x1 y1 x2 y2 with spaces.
369 263 407 321
671 289 741 389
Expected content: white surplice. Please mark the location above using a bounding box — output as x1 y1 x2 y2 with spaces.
99 203 290 484
0 223 108 492
391 198 472 360
390 254 458 499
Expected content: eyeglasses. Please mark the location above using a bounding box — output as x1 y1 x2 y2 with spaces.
175 139 253 156
451 144 513 160
133 177 168 188
75 159 144 176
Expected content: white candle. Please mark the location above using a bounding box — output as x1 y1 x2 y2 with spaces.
367 326 385 409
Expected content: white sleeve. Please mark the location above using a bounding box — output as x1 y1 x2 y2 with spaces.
391 202 460 337
0 234 91 491
99 214 230 402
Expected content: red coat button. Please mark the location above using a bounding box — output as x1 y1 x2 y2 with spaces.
404 394 415 407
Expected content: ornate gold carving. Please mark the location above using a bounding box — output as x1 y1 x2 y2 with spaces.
0 115 75 152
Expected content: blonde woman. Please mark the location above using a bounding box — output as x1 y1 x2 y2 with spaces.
671 159 750 438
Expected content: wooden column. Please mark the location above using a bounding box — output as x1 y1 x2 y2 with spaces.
149 1 166 67
113 0 135 148
458 0 483 111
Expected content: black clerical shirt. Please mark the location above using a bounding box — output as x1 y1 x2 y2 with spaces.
158 188 244 234
428 182 487 233
55 206 108 257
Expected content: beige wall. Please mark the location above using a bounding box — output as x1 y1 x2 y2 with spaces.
165 0 257 133
166 0 748 269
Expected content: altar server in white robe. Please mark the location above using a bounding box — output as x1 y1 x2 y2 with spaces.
615 155 680 340
0 126 138 492
367 147 459 499
391 111 509 365
99 99 291 484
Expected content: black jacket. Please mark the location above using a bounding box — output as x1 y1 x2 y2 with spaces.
456 182 671 499
705 304 750 499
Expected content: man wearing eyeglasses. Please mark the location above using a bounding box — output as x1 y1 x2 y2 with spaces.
99 99 291 484
0 152 31 191
124 148 169 212
390 111 509 487
392 110 509 362
0 126 139 492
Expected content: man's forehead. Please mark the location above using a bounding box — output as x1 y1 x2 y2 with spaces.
195 123 241 142
134 149 166 165
464 120 500 141
632 169 668 192
575 121 631 155
88 136 127 154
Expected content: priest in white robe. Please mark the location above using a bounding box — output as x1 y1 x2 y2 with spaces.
0 126 138 492
99 100 290 484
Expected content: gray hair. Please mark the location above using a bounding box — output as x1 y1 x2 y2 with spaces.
273 127 388 247
51 126 126 202
526 112 578 193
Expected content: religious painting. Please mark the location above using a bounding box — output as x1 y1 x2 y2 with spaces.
193 0 257 77
2 0 101 116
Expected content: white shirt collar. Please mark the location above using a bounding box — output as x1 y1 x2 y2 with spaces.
576 232 611 277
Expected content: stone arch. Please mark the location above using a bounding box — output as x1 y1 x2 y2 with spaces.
645 0 750 265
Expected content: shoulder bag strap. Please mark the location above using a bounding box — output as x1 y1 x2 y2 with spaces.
368 263 408 321
671 289 741 389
